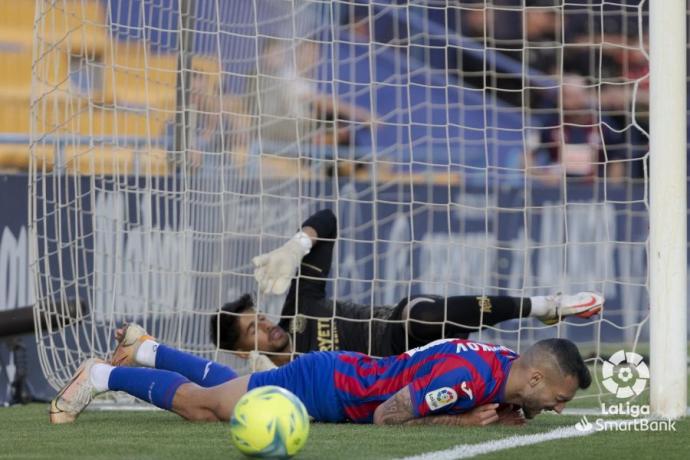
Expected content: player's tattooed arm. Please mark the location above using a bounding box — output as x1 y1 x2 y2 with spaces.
372 386 416 425
373 387 501 426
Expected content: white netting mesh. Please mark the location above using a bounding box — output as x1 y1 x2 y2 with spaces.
30 0 654 404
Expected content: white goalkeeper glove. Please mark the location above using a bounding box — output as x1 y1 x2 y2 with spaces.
248 350 278 371
252 232 312 295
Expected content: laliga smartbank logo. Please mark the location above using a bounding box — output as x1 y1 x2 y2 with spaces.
574 350 676 433
601 350 648 398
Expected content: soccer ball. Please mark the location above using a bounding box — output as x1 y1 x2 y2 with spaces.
230 386 310 458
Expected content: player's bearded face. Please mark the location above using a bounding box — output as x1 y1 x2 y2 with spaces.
521 372 577 419
521 398 543 419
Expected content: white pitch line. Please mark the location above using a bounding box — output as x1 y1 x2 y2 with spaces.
395 424 599 460
563 407 610 416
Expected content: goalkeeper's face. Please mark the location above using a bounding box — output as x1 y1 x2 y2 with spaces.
235 309 290 353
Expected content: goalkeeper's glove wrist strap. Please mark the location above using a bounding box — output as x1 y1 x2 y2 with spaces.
292 231 312 255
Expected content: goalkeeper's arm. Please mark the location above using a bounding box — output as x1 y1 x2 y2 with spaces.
253 209 336 295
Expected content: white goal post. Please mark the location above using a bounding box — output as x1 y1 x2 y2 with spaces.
28 0 686 417
648 0 687 419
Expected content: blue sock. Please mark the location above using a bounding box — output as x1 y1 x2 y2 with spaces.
108 367 189 410
155 344 237 387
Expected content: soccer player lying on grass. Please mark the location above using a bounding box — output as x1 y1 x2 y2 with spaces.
50 323 591 427
212 209 603 367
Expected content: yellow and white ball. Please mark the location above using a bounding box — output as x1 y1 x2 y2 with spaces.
230 386 310 459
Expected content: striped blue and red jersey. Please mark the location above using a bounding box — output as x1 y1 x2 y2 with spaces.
332 338 518 422
248 338 518 423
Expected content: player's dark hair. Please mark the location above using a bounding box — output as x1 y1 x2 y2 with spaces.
531 338 592 389
210 294 255 350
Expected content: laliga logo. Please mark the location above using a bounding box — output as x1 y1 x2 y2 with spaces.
436 389 454 404
602 350 649 399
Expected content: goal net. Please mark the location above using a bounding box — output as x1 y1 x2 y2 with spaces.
30 0 671 408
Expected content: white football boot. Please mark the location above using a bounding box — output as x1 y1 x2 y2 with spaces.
49 358 106 424
537 292 604 325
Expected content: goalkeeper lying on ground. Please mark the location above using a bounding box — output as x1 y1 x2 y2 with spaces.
50 324 590 426
212 209 603 367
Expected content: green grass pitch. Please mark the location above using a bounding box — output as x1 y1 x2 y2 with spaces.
1 404 689 459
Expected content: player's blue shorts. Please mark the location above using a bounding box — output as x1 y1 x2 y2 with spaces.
247 351 345 422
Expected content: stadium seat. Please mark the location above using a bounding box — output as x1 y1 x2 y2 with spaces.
0 0 106 55
63 145 169 175
1 92 170 138
0 0 106 138
100 43 178 110
0 0 35 34
0 142 168 175
0 43 33 91
0 143 53 171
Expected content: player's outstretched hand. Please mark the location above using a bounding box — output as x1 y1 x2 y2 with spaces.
496 404 527 426
252 239 308 295
462 403 501 426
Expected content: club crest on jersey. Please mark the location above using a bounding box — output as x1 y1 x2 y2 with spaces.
425 387 458 410
289 316 306 334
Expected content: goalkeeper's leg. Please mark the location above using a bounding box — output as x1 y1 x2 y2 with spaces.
402 295 526 348
111 323 238 387
403 292 603 348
